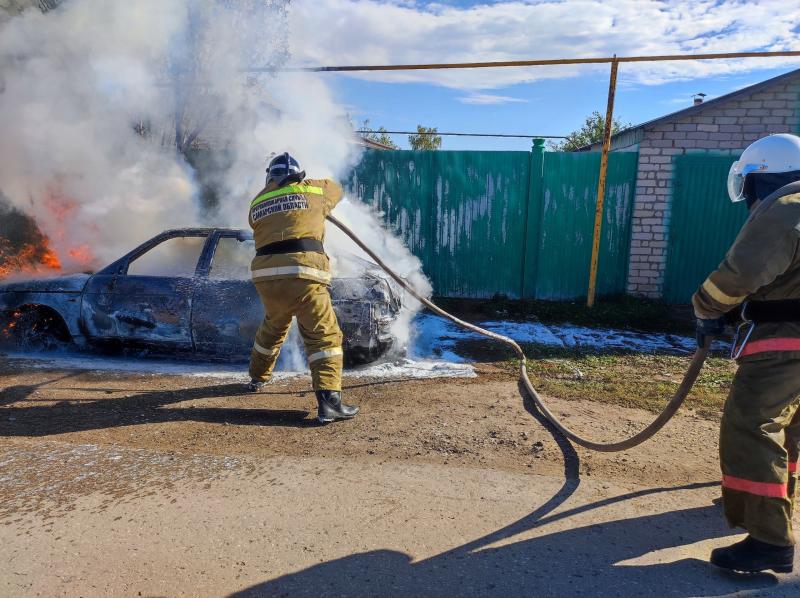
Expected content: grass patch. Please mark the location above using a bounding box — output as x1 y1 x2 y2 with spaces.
518 349 734 420
431 294 731 418
434 294 692 335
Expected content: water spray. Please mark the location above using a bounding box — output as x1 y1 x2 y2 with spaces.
328 214 711 452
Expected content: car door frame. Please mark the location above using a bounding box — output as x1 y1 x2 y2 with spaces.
80 229 217 350
191 229 260 356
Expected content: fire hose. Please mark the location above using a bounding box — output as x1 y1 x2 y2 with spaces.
327 214 711 452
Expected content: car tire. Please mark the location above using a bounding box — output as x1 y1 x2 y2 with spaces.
8 309 71 352
345 339 396 366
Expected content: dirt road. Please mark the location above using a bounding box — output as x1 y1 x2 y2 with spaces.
1 357 798 596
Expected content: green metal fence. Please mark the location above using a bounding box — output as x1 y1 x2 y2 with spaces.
533 151 638 299
663 154 749 304
347 145 639 299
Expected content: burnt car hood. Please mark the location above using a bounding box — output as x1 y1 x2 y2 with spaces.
330 275 400 310
0 274 91 293
331 255 403 306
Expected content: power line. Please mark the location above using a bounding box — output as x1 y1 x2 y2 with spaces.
356 130 566 139
246 50 800 73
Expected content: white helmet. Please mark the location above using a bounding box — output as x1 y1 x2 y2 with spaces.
727 133 800 203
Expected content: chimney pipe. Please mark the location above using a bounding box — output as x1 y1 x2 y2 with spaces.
693 92 707 106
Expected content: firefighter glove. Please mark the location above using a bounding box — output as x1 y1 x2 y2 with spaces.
696 316 725 349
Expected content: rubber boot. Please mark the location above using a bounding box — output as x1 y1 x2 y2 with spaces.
710 536 795 573
315 390 359 424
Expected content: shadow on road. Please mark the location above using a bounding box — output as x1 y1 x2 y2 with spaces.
0 367 459 435
231 380 792 596
231 500 786 597
0 373 80 407
0 382 318 434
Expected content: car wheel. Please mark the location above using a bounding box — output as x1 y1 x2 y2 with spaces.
8 309 71 352
345 339 395 366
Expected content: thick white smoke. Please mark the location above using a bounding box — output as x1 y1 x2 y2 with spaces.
327 198 432 351
0 1 199 270
0 0 430 362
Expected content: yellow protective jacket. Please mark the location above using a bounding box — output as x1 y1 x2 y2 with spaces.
249 178 343 285
692 187 800 360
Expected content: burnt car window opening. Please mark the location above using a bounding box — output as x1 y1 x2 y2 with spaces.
127 236 206 278
209 237 254 280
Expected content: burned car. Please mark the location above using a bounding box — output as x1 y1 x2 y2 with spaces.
0 228 402 364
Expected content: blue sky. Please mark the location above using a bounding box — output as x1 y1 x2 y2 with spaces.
290 0 800 151
329 65 799 151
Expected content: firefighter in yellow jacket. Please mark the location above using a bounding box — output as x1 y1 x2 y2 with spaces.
693 134 800 573
246 152 358 424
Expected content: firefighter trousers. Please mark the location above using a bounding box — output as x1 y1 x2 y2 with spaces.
249 278 344 391
720 355 800 546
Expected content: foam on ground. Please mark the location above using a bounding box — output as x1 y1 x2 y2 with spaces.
3 351 475 380
412 313 728 356
4 314 726 380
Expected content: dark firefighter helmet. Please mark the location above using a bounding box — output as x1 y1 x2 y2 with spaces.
266 152 305 186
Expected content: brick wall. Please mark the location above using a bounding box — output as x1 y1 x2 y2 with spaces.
626 74 800 298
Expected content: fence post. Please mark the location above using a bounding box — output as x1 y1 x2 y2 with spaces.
521 138 545 298
587 57 620 307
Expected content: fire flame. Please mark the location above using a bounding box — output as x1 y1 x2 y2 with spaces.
68 245 94 265
1 310 23 340
0 187 97 280
40 188 97 273
0 236 95 280
0 237 62 280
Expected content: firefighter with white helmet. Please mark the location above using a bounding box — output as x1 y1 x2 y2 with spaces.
246 152 358 424
693 133 800 573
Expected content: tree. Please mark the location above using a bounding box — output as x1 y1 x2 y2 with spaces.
549 111 630 151
408 125 442 150
360 119 398 149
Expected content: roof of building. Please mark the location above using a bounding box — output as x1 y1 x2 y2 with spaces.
579 67 800 151
358 137 396 151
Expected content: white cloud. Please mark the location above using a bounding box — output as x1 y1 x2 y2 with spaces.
288 0 800 90
458 92 528 104
662 95 700 105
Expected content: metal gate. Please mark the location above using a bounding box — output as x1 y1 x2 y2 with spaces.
663 154 749 304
